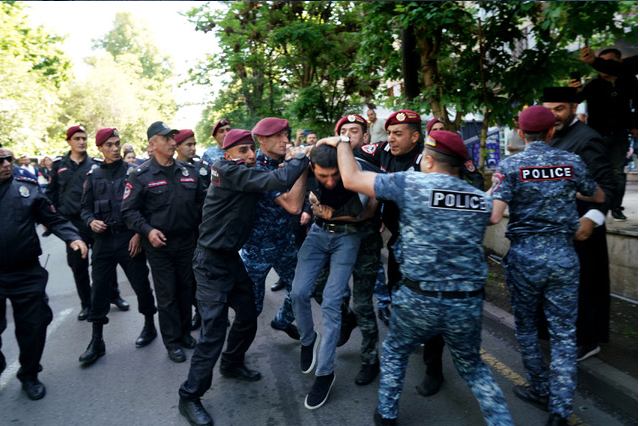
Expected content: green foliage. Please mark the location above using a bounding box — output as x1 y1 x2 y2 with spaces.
0 1 71 155
185 1 373 142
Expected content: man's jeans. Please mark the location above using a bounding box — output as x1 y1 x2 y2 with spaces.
291 223 361 376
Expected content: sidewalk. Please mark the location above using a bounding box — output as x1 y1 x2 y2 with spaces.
484 177 638 419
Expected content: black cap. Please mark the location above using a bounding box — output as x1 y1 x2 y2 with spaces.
147 121 179 140
543 87 577 103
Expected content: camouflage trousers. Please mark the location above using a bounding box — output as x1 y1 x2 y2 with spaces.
314 223 382 364
504 234 579 418
378 284 513 425
241 238 297 328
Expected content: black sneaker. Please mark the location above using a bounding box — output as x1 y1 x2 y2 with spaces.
270 320 300 340
301 332 320 374
304 372 335 410
611 207 627 221
577 343 600 361
513 385 549 411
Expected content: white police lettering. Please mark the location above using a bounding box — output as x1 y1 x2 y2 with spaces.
430 189 487 212
520 165 573 181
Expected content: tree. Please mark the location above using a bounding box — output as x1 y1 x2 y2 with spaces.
184 1 374 143
359 1 637 169
0 1 71 155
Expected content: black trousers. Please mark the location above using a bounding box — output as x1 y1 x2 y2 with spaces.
179 247 257 399
65 216 120 308
0 265 53 381
88 231 156 324
143 235 195 350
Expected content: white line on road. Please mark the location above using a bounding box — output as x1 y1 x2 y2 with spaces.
0 308 73 391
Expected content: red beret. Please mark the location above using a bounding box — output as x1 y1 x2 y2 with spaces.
66 125 86 140
425 130 468 161
426 117 444 134
385 109 421 129
223 129 254 150
518 105 556 133
175 129 195 145
252 117 289 137
211 119 230 137
334 114 367 135
95 128 119 147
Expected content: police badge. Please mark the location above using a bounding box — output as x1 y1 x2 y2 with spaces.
182 168 189 177
199 167 207 176
19 186 30 198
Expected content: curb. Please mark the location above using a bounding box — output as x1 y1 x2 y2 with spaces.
482 300 638 419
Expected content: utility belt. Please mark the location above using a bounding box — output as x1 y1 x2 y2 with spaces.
107 224 131 234
314 218 361 234
403 278 483 299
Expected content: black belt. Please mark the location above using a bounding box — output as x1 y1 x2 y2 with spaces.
108 225 130 233
314 219 360 234
404 278 483 299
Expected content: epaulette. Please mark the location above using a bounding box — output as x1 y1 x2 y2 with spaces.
92 157 104 163
16 176 38 185
86 169 93 176
179 160 196 169
133 162 150 175
53 156 63 162
201 159 210 167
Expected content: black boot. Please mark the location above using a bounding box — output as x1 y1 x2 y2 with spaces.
79 323 106 364
191 310 202 331
136 315 157 348
337 307 357 348
416 335 445 396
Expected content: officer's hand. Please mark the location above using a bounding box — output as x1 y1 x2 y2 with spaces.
300 211 311 225
90 220 108 233
129 233 142 257
574 217 595 241
631 129 638 138
311 203 334 220
148 229 167 248
379 223 386 233
70 240 89 259
569 79 582 89
581 46 596 65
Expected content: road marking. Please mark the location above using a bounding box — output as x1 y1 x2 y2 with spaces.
481 349 589 426
0 308 73 391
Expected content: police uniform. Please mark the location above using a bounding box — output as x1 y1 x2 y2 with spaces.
80 159 157 328
0 175 80 396
491 138 597 419
369 130 513 425
46 152 120 313
121 156 206 352
240 151 298 328
179 148 309 401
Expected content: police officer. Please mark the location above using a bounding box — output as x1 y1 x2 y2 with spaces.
201 118 231 166
323 131 514 426
46 125 128 320
175 129 211 331
178 130 310 426
121 121 207 363
240 117 308 341
77 128 158 364
490 106 604 426
0 147 88 400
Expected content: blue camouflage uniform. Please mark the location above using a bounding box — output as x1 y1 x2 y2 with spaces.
491 141 598 418
201 146 225 168
240 151 297 328
374 171 513 425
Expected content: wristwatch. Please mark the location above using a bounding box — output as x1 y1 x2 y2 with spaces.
339 135 350 145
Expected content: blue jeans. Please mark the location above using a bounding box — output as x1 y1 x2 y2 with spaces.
291 223 361 376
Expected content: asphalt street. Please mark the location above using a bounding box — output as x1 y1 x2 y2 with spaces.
0 227 634 426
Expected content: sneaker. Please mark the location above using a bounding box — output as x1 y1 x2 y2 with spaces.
304 372 335 410
270 320 300 340
577 343 601 362
513 385 549 412
300 332 320 374
611 207 627 221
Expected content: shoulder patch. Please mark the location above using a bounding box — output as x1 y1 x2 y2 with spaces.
16 176 38 185
123 182 133 200
430 189 488 212
361 144 377 155
57 167 69 174
210 168 220 186
199 167 208 176
464 160 476 173
489 171 503 194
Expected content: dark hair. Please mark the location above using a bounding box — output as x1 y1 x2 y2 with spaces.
599 48 622 60
123 149 135 156
521 130 548 142
405 122 424 144
307 131 317 137
310 144 338 168
424 147 463 173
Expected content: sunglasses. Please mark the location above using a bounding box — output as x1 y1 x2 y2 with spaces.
0 155 13 164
